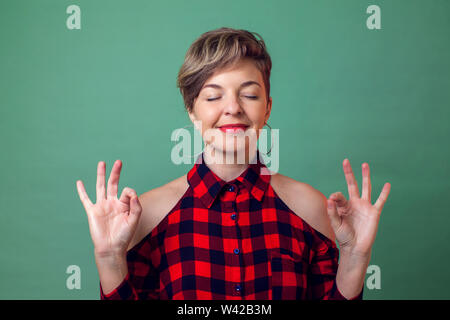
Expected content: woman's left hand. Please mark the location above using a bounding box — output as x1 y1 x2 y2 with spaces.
327 159 391 258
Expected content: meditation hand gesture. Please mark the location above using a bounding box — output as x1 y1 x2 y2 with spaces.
76 160 142 258
327 159 391 258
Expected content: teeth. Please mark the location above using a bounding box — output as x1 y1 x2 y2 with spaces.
223 127 245 132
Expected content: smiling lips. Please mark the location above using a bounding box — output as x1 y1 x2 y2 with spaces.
218 124 249 133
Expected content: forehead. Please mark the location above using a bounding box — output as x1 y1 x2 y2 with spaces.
202 59 263 89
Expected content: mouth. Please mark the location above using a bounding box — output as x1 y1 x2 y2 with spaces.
218 124 250 133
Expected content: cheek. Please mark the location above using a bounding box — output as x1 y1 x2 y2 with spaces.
198 107 221 126
193 108 220 136
248 109 267 127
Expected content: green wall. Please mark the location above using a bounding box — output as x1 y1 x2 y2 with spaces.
1 0 449 299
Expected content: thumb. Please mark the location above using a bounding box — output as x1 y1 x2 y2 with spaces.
327 199 342 232
129 196 142 223
330 192 348 208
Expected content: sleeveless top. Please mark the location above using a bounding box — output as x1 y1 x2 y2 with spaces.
100 150 363 300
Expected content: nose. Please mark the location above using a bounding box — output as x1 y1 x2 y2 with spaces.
223 94 243 115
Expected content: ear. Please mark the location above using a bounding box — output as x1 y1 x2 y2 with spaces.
188 97 199 123
188 111 196 123
188 109 203 132
264 96 272 124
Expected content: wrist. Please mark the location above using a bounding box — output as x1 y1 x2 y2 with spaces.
95 250 127 266
95 252 128 279
339 245 372 261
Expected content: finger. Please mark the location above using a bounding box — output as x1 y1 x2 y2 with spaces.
127 196 142 228
343 158 360 199
76 180 93 212
96 161 106 202
329 192 348 208
361 162 372 203
374 182 391 212
327 198 342 232
107 160 122 198
129 195 142 219
119 187 137 204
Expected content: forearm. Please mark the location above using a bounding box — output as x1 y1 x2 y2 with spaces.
335 249 370 299
95 252 129 296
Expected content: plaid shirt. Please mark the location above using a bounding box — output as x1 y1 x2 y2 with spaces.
100 151 363 300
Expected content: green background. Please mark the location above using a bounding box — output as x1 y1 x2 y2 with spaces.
1 0 449 299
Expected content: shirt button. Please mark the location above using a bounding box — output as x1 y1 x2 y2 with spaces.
235 284 242 293
231 214 237 220
233 248 240 255
228 185 235 192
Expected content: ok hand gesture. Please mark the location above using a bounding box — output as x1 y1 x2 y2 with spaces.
76 160 142 258
327 159 391 258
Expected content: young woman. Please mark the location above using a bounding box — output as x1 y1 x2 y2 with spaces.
76 27 391 300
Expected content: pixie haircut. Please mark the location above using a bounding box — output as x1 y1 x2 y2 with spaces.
177 27 272 113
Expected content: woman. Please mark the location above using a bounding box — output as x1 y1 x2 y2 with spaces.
76 27 391 300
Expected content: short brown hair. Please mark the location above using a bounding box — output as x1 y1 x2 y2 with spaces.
177 27 272 113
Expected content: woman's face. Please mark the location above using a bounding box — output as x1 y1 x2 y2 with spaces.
188 58 272 158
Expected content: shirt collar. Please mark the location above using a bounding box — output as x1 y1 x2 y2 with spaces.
187 150 271 209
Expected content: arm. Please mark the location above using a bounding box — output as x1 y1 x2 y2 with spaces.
323 159 390 299
335 249 369 299
99 238 159 300
96 252 136 300
75 160 157 300
307 230 364 300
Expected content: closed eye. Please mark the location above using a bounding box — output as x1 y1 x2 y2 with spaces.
207 96 258 101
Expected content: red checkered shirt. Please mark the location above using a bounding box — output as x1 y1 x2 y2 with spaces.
100 151 363 300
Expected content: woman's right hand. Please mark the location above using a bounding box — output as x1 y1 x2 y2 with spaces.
76 160 142 258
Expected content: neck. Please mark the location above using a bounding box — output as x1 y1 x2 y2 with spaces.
202 145 258 182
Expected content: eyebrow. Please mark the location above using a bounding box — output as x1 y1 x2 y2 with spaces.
202 81 261 90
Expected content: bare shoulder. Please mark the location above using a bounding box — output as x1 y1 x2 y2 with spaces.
270 173 335 242
127 174 189 251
